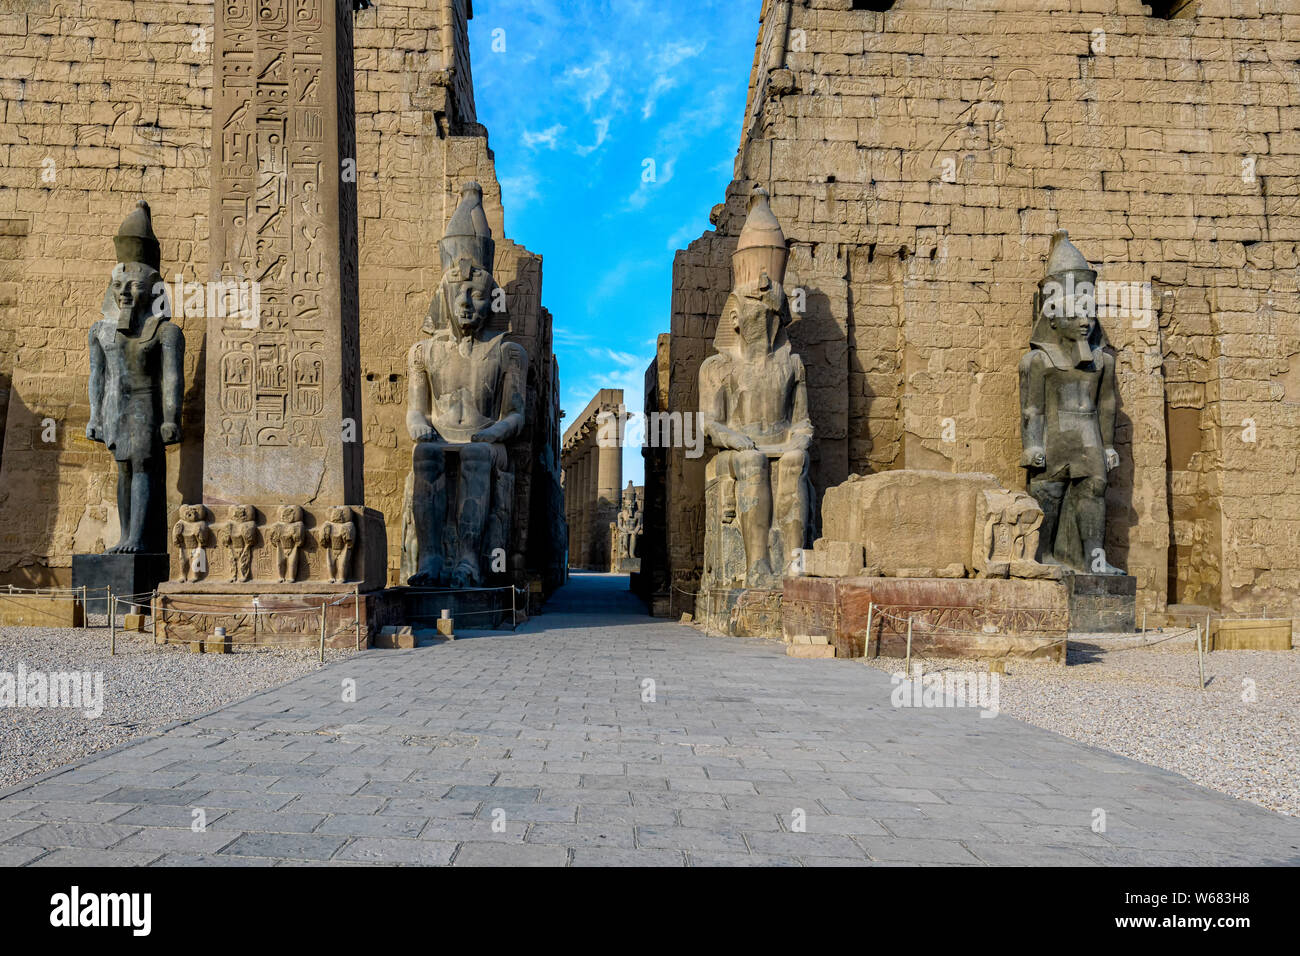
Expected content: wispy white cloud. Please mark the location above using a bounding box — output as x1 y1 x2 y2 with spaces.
562 52 613 110
522 123 566 149
575 116 611 157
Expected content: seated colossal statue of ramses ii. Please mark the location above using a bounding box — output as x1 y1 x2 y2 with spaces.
699 186 813 590
401 182 528 588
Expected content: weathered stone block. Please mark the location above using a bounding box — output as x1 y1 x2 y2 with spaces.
72 552 170 614
1210 619 1292 651
0 593 84 627
1066 574 1137 633
783 575 1068 662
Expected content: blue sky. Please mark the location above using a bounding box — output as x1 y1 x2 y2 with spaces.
468 0 760 484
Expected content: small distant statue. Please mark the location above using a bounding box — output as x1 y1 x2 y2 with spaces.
86 200 184 554
615 482 642 560
699 186 813 589
216 504 258 583
1019 230 1123 575
319 506 356 584
268 505 305 583
171 504 210 583
404 182 528 588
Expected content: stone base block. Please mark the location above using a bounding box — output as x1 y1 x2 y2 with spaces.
72 552 170 614
154 587 401 650
1210 619 1293 651
1067 574 1137 632
0 593 84 627
783 575 1069 662
787 644 836 659
695 587 783 638
376 625 418 649
123 614 145 632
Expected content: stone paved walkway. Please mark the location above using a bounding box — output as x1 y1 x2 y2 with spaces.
1 573 1297 866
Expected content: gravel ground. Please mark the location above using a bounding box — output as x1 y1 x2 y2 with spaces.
864 630 1300 817
0 618 335 789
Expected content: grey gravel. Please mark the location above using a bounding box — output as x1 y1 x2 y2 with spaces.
0 619 335 789
864 630 1300 817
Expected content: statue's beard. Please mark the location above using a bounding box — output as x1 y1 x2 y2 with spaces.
116 302 146 331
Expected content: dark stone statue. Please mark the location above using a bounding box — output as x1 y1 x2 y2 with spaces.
86 200 185 554
1019 230 1123 575
403 183 527 588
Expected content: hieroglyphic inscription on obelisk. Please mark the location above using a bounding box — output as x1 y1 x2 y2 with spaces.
207 0 362 507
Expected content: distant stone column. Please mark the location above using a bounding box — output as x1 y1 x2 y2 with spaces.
595 436 621 569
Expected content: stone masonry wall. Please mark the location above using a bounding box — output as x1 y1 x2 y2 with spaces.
0 0 562 586
654 0 1300 617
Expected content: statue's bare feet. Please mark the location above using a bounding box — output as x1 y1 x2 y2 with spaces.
118 542 143 554
408 570 436 587
450 561 480 588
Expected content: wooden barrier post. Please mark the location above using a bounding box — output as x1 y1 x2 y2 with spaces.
1196 623 1206 691
354 583 361 651
511 585 517 630
109 595 116 656
905 614 913 675
319 602 327 662
863 602 874 659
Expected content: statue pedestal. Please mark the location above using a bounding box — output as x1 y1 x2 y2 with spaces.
782 575 1070 662
695 586 783 638
1065 573 1136 632
72 552 170 614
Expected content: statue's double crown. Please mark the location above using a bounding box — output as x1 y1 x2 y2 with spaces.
114 199 161 271
439 181 495 275
732 186 788 291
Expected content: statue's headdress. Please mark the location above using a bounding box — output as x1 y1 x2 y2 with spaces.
114 199 161 271
439 182 494 274
104 200 168 328
732 186 787 290
716 186 790 352
426 183 500 335
1030 229 1106 368
1037 229 1096 291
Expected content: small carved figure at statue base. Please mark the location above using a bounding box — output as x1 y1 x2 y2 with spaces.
268 505 305 583
319 506 356 584
216 505 258 583
172 504 210 583
1019 230 1124 576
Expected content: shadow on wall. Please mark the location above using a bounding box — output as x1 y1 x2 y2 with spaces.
0 388 72 587
1106 395 1136 575
176 329 205 507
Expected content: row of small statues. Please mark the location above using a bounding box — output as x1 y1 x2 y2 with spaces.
172 504 356 584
